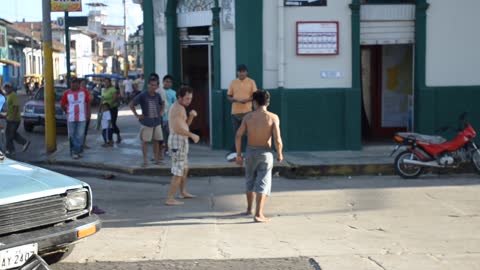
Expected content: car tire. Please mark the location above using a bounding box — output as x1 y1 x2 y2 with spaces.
24 122 34 133
41 245 75 265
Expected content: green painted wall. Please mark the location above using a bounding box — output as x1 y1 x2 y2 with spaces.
212 88 356 151
417 86 480 140
235 0 263 88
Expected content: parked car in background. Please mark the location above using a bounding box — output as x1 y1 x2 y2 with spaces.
0 151 101 269
21 86 67 132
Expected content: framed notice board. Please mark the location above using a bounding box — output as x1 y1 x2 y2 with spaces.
285 0 327 6
296 21 339 55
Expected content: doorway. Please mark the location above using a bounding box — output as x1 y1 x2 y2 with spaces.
180 38 213 145
361 44 414 140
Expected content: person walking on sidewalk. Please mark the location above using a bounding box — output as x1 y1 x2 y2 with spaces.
100 102 113 147
102 78 122 143
165 85 200 206
3 83 30 156
235 90 283 223
61 78 91 159
226 64 257 161
129 77 164 167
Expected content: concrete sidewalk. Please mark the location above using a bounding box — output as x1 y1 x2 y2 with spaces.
44 128 397 177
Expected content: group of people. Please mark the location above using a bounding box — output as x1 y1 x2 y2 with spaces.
35 63 283 223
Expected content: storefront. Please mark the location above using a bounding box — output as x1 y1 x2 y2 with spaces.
139 0 480 151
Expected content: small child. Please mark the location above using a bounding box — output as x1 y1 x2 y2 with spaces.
100 103 113 147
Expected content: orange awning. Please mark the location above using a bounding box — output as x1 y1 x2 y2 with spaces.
0 59 21 67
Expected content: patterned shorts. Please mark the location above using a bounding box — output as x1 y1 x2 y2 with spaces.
168 133 189 176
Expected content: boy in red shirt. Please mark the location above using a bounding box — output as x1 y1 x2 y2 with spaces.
61 78 91 159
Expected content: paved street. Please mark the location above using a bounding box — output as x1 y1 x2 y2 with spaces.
50 174 480 270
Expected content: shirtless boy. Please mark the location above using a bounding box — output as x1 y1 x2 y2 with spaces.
235 90 283 222
165 85 200 206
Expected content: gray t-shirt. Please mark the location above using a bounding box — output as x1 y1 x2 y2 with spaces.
133 91 163 127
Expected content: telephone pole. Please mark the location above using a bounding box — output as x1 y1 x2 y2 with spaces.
42 0 57 153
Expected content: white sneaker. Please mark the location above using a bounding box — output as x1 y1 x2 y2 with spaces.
226 152 237 162
72 154 80 159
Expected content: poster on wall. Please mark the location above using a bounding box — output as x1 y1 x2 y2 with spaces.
381 45 413 128
285 0 327 6
51 0 82 12
296 21 338 55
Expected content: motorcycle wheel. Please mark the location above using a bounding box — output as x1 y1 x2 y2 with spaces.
471 149 480 174
394 151 424 179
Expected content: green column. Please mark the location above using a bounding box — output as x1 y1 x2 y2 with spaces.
211 1 224 149
212 2 221 90
166 0 181 87
414 0 432 132
143 0 155 89
235 0 263 88
346 0 361 150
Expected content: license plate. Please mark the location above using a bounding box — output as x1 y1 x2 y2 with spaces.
0 243 38 270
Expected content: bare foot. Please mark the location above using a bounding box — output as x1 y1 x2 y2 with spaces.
254 216 270 223
165 199 184 206
179 193 197 199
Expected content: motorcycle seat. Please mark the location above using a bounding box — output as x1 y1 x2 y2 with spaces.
397 132 447 144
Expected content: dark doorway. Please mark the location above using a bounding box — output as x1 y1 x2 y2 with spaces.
181 44 211 144
361 45 414 140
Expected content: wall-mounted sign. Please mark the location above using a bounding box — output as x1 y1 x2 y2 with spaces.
51 0 82 12
285 0 327 6
296 21 339 55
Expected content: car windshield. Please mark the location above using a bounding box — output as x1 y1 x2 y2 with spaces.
34 87 67 102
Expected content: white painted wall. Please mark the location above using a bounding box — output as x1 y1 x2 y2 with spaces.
220 22 236 89
71 33 93 77
426 0 480 86
219 0 236 89
263 0 352 89
154 35 168 79
263 0 279 90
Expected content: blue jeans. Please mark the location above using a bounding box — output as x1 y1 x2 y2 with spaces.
68 121 86 155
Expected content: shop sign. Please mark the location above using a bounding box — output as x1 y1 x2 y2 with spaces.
51 0 82 12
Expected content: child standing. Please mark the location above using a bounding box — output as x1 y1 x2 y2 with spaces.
100 103 113 147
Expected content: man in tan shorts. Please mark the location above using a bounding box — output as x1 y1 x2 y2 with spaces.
235 90 283 222
129 77 164 166
165 85 200 206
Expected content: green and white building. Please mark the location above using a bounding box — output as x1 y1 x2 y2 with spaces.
135 0 480 151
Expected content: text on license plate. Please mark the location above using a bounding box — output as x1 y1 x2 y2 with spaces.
0 243 38 270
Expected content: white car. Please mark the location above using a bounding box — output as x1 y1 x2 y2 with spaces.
0 152 101 269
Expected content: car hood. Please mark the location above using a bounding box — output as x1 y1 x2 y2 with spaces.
0 158 86 205
24 100 60 107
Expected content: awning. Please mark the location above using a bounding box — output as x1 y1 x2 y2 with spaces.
0 59 21 67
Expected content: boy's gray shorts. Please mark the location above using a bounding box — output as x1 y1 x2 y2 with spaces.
245 146 274 196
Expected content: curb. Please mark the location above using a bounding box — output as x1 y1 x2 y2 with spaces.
39 159 398 178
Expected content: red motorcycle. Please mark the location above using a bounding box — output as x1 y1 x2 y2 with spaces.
391 114 480 178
